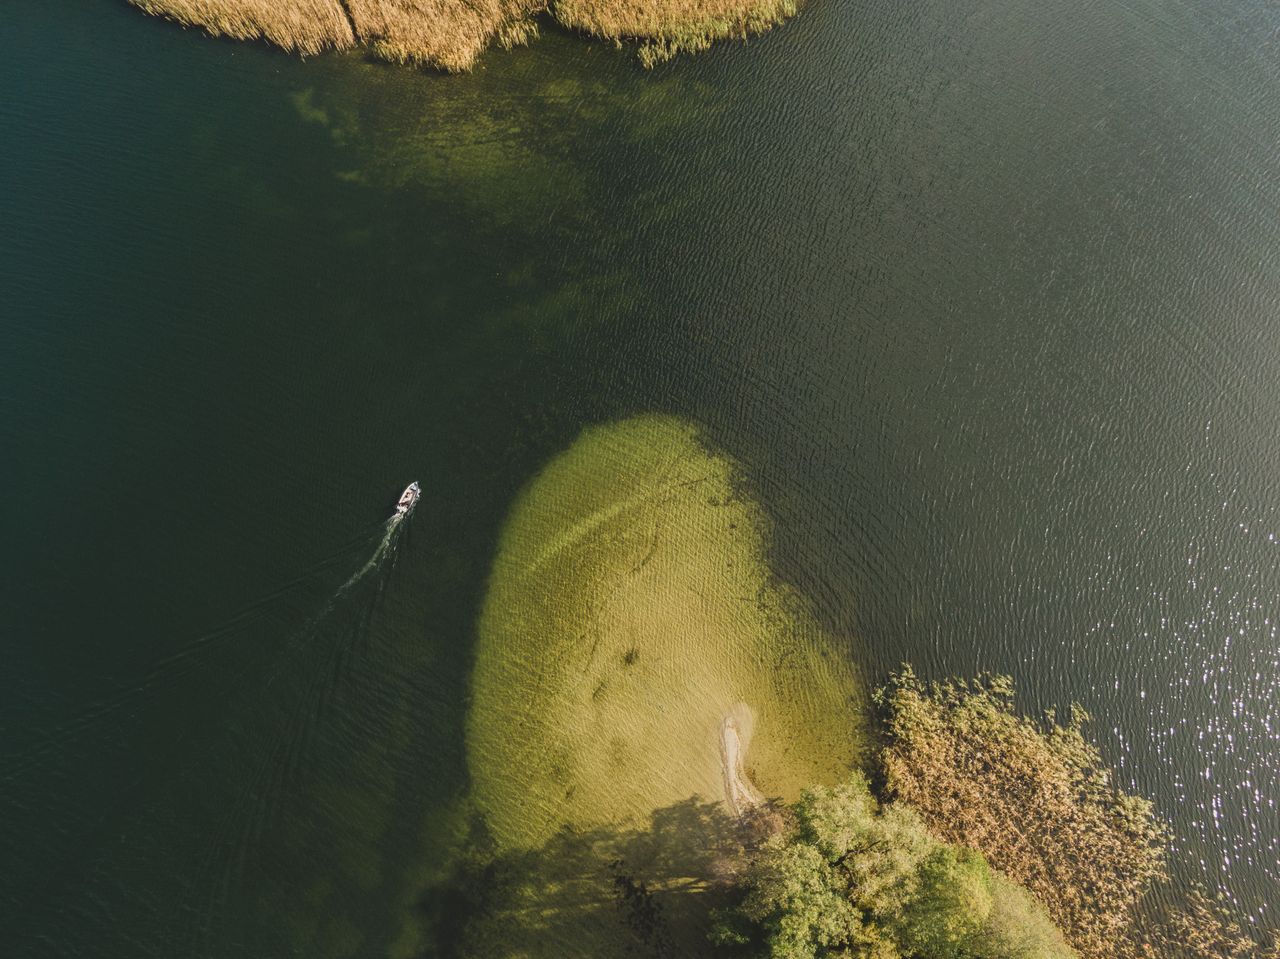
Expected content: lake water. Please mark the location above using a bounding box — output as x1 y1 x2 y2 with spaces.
4 0 1279 954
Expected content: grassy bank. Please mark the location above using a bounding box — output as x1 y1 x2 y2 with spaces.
462 415 867 953
129 0 804 69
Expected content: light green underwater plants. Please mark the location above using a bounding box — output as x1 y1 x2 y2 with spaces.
463 415 868 953
468 415 866 845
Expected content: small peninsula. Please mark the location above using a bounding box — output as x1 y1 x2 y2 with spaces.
128 0 800 70
419 416 1280 959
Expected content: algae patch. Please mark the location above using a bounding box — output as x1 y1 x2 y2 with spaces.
467 415 866 848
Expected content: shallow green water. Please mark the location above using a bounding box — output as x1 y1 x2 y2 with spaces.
465 415 867 955
4 0 1280 953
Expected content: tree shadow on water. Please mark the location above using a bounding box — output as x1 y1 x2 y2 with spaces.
415 797 780 958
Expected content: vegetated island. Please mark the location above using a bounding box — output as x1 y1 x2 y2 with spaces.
421 415 1277 958
128 0 799 71
713 669 1280 959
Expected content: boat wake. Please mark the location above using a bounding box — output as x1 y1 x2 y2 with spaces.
333 513 403 598
331 481 417 598
174 485 421 950
4 482 426 953
3 484 420 788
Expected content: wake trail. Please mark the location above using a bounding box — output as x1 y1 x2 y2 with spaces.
6 498 417 946
90 514 408 952
183 516 408 947
344 515 402 588
1 525 387 783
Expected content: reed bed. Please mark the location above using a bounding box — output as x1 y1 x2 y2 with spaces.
132 0 799 68
551 0 798 65
129 0 356 55
344 0 543 72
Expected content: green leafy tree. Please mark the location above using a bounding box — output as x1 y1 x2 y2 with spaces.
978 879 1082 959
712 776 1075 959
894 847 991 959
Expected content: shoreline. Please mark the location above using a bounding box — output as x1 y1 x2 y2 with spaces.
720 708 765 816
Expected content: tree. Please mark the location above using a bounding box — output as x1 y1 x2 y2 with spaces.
894 847 991 959
713 776 1074 959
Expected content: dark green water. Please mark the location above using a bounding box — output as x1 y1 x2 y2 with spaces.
4 0 1280 953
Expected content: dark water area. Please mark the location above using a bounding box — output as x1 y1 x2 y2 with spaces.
3 0 1279 954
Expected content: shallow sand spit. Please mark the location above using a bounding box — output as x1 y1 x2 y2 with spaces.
462 416 866 953
467 415 865 846
129 0 801 69
720 706 765 816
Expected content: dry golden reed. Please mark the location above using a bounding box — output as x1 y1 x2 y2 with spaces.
130 0 801 69
1123 889 1280 959
876 668 1167 959
876 668 1279 959
130 0 356 55
344 0 543 71
554 0 796 65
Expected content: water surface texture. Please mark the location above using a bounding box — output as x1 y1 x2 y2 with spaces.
4 0 1280 954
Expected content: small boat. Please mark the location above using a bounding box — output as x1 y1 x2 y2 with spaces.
396 481 421 515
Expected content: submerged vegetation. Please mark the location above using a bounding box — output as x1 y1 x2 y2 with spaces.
128 0 803 70
467 415 866 854
461 415 866 953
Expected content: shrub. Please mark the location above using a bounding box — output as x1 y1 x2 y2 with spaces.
713 774 1075 959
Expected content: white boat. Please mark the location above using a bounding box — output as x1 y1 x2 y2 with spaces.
396 481 421 515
